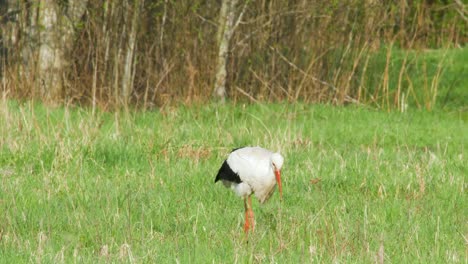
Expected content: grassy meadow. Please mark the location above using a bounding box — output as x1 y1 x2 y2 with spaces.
0 100 466 263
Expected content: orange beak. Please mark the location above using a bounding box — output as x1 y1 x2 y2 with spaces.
275 169 282 200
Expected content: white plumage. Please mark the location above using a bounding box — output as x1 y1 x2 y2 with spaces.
215 146 284 233
226 147 283 203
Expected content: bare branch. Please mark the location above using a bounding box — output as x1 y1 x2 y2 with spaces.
269 45 360 104
232 0 250 32
453 0 468 22
235 86 260 103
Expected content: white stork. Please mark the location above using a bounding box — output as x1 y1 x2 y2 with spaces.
215 146 284 233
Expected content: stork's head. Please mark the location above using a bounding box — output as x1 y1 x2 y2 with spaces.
271 153 284 199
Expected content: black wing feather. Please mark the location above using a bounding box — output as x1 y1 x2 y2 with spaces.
214 160 242 184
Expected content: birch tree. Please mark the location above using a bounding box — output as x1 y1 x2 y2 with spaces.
121 0 142 107
37 0 88 102
213 0 246 102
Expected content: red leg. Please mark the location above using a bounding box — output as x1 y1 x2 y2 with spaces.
247 196 255 232
243 196 255 233
243 198 250 232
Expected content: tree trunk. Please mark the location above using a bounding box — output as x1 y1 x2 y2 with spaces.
213 0 239 102
37 0 88 103
121 0 142 107
37 0 61 101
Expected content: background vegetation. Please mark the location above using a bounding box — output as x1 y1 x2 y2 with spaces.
1 0 466 109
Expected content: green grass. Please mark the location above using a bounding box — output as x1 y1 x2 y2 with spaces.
363 46 468 110
382 47 468 110
0 101 466 263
